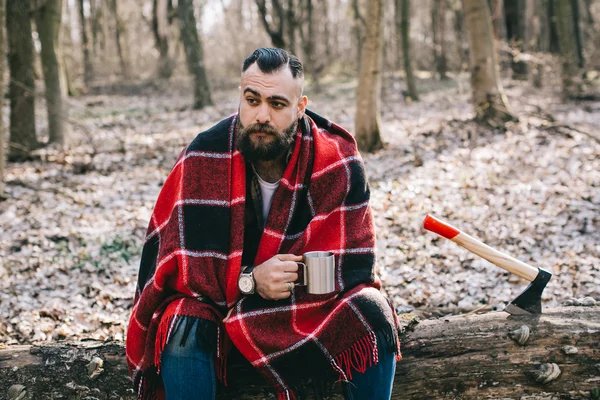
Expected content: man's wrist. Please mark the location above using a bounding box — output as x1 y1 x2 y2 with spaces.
238 265 256 295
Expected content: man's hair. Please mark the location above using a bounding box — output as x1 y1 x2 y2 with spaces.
242 48 304 80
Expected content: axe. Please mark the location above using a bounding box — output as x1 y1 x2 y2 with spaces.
423 215 552 315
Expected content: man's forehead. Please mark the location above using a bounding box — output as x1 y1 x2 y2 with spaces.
241 63 302 97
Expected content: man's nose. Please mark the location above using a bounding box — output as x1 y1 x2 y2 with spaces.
255 103 271 124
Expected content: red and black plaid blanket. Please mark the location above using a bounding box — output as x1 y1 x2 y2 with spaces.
126 110 400 399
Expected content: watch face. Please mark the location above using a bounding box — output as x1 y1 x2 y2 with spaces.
239 275 253 293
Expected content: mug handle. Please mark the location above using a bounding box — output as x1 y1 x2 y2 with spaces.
295 262 307 286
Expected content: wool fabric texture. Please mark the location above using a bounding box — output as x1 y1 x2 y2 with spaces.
126 110 401 400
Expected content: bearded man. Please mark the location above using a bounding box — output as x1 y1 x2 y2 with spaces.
126 48 400 400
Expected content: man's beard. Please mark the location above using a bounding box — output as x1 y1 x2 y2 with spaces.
235 117 298 162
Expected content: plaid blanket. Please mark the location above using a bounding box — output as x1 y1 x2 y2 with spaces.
126 110 400 399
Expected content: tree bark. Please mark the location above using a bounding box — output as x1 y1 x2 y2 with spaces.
354 0 384 153
462 0 515 126
286 0 296 54
0 0 5 197
89 0 105 55
36 0 70 146
400 0 418 101
452 1 468 70
255 0 286 49
504 0 529 79
1 307 599 399
530 0 550 88
570 0 584 68
153 0 173 79
351 0 365 73
6 0 38 161
108 0 130 79
77 0 92 87
489 0 507 42
432 0 448 80
178 0 213 109
554 0 582 100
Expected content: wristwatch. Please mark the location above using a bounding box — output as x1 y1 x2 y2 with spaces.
238 265 256 295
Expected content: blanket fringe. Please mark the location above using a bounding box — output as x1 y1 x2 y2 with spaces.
333 335 376 381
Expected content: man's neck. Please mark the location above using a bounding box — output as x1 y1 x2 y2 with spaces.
252 155 286 183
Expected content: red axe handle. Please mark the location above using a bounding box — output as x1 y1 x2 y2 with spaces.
423 215 538 282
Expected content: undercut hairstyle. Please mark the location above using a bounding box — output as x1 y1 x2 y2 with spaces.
242 48 304 80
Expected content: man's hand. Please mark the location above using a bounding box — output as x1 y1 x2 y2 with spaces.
253 254 302 300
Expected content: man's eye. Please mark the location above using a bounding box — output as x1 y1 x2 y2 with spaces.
247 98 258 105
272 102 285 108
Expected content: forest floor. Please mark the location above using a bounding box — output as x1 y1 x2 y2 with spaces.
0 73 599 345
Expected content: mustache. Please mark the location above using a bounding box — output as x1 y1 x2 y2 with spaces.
242 123 278 136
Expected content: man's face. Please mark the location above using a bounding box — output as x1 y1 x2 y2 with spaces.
236 63 308 161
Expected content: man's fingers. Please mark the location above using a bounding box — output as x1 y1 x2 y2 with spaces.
282 272 298 283
281 261 300 273
277 254 303 262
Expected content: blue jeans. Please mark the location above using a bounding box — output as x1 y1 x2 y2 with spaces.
161 318 396 400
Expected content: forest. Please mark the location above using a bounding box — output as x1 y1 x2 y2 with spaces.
0 0 599 399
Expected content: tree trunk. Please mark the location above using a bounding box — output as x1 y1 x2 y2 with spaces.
286 0 296 54
90 0 106 55
6 0 38 161
351 0 364 73
504 0 529 79
1 307 599 399
0 0 5 197
554 0 582 100
463 0 515 126
255 0 286 49
452 2 468 70
354 0 384 153
570 0 584 68
178 0 213 109
108 0 130 79
548 0 561 53
77 0 93 87
400 0 418 101
432 0 448 80
153 0 173 79
530 0 550 88
36 0 70 146
489 0 507 42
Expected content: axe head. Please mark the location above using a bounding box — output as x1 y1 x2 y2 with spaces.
504 268 552 315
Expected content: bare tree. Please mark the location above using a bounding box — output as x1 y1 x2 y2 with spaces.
77 0 93 86
351 0 365 71
153 0 174 78
504 0 528 79
255 0 286 48
89 0 106 55
36 0 70 146
178 0 213 109
570 0 584 68
462 0 514 125
529 0 550 88
554 0 582 100
355 0 384 152
7 0 38 161
432 0 448 79
0 0 5 196
397 0 418 101
286 0 296 53
108 0 131 79
451 0 468 70
490 0 507 41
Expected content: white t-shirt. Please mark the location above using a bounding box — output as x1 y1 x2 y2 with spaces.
255 173 280 226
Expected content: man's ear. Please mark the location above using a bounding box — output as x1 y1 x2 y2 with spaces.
297 96 308 119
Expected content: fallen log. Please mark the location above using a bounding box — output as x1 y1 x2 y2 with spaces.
1 306 599 400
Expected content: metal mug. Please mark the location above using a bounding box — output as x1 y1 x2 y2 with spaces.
296 251 336 294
